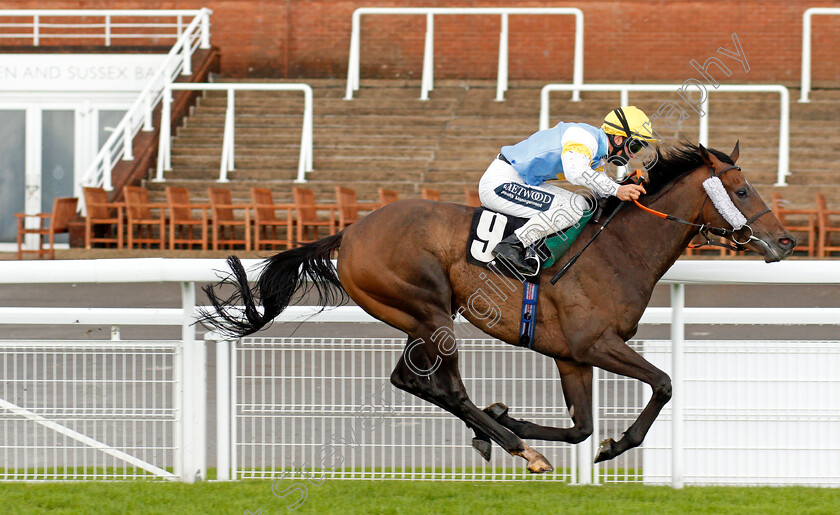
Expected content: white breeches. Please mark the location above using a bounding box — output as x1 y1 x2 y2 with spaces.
478 158 594 247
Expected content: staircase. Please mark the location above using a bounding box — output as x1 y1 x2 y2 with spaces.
143 79 840 210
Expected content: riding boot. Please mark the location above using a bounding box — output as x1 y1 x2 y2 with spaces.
492 234 539 276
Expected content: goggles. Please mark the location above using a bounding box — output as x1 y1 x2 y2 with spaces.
625 137 648 156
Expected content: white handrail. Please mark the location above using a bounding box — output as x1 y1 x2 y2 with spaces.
156 83 314 184
78 8 212 193
540 83 791 186
344 7 584 101
799 7 840 103
0 9 208 45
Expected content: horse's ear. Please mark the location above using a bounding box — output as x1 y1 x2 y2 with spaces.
730 140 740 164
698 143 717 168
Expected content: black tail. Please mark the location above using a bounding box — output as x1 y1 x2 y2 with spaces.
198 232 347 338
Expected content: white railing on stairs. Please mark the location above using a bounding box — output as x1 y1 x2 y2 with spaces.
155 83 313 184
799 7 840 103
540 83 791 186
344 7 584 102
77 8 212 193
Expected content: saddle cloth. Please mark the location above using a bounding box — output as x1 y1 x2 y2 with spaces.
466 207 595 280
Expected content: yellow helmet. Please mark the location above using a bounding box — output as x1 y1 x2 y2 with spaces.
602 106 660 143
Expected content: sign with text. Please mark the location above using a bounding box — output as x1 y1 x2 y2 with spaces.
0 54 171 91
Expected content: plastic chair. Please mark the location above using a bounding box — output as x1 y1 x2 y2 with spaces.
83 186 123 249
15 197 78 259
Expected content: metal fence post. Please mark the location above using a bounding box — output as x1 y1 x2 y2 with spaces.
180 281 206 482
670 282 685 489
799 9 813 103
420 13 434 101
495 13 509 102
155 87 173 181
209 332 233 481
200 9 212 49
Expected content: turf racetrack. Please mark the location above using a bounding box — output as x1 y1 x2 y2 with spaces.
3 480 839 514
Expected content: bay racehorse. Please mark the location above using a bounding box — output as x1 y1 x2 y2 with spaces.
200 142 795 473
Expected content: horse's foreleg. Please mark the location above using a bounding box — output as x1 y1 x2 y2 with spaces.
390 329 553 474
484 359 594 444
581 335 671 463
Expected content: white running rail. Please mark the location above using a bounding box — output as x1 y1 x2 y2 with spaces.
77 8 212 192
540 83 791 186
1 259 839 484
344 7 584 102
156 83 313 184
799 7 840 103
0 9 207 46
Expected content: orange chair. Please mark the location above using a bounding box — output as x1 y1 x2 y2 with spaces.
208 187 251 250
378 188 399 208
464 188 481 208
123 186 166 249
83 186 123 249
421 188 441 201
293 187 336 245
771 192 817 256
816 193 840 257
335 186 379 230
165 186 208 250
15 197 78 259
251 187 294 250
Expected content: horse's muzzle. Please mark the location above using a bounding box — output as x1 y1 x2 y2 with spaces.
752 235 796 262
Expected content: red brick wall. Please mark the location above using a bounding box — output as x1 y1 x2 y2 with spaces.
5 1 840 84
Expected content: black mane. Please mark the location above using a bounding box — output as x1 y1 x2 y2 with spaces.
643 142 734 195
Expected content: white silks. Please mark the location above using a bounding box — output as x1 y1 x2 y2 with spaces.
702 176 747 230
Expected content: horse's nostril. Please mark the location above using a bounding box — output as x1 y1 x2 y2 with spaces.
779 237 795 249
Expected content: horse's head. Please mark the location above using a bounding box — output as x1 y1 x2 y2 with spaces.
697 142 795 262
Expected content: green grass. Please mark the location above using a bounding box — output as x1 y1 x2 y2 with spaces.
1 480 839 514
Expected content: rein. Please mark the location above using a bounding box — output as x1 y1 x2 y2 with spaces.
633 164 771 252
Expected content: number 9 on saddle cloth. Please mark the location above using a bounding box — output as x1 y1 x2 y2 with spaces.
466 205 597 281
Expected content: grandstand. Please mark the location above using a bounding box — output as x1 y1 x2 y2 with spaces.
2 5 839 257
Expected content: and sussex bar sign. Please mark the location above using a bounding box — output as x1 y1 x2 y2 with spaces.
0 54 172 91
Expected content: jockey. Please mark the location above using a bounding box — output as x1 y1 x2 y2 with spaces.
479 106 659 276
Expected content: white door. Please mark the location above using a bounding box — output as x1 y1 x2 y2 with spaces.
0 103 127 248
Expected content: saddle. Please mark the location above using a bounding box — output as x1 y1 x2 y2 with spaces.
466 206 596 280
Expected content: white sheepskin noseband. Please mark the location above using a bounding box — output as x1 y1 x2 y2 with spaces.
702 176 747 230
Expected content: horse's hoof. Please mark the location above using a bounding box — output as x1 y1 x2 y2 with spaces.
517 443 554 474
526 455 554 474
594 438 616 463
484 402 509 419
472 437 492 462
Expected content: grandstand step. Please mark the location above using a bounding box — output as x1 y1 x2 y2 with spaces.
153 78 840 216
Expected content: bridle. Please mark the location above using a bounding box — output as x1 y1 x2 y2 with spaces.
632 164 772 252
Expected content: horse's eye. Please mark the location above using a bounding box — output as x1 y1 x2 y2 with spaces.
735 188 748 198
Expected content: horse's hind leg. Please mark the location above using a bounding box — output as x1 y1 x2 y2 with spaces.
483 359 594 444
390 321 554 474
581 334 671 463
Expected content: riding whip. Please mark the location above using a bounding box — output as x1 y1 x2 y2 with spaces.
548 200 627 285
549 171 645 285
